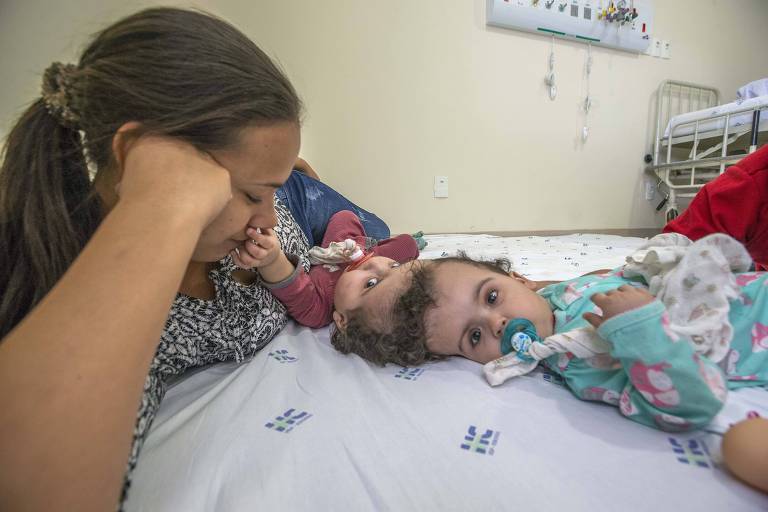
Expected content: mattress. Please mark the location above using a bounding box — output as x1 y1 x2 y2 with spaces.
664 94 768 139
125 233 768 512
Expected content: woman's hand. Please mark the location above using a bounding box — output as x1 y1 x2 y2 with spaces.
583 285 655 329
293 156 319 180
117 135 232 229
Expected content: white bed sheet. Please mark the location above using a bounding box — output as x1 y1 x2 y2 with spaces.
664 95 768 138
126 234 768 512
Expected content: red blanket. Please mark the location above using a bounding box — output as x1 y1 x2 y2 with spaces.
663 144 768 271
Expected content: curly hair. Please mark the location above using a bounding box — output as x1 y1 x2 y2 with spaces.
331 253 511 366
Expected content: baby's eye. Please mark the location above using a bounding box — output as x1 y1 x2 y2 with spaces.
391 262 401 268
469 329 482 347
487 290 498 305
245 193 262 204
365 277 379 289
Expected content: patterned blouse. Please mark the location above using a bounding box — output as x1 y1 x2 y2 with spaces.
154 199 310 376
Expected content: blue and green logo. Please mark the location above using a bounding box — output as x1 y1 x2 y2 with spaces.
668 437 713 468
268 349 298 363
265 408 312 433
394 367 425 381
461 426 500 456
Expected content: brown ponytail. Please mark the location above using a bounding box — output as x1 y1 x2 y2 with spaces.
0 8 302 338
0 100 101 338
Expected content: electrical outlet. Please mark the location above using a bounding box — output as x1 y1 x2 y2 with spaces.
434 176 448 198
645 37 661 57
661 40 671 59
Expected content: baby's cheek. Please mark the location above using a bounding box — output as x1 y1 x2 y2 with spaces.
480 344 504 363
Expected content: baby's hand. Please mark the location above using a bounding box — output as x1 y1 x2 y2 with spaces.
232 227 282 270
582 285 655 329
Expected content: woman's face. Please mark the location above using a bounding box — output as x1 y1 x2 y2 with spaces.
197 121 300 262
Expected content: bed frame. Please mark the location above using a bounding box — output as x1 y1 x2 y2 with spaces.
646 79 768 221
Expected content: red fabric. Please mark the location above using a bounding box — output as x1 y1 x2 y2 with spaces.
270 210 419 328
663 144 768 271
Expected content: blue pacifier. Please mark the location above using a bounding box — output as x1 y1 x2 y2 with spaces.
500 318 540 362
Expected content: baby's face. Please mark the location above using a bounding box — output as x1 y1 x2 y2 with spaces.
333 256 417 330
424 262 555 364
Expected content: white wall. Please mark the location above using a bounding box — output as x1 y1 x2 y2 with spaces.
2 0 767 233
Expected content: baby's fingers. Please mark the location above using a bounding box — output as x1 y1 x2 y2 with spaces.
240 238 270 260
247 227 279 250
583 311 604 329
231 247 249 269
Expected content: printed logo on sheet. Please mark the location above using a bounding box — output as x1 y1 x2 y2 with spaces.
265 408 312 433
668 437 715 468
540 370 565 386
461 426 501 456
394 367 425 381
268 349 298 363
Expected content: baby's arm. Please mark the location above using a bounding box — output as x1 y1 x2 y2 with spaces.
232 227 336 328
321 210 367 246
579 286 727 431
370 234 420 263
231 226 295 283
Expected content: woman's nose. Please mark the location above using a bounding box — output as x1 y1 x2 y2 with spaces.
250 202 278 230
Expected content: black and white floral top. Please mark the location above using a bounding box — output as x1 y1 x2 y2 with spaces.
153 198 310 376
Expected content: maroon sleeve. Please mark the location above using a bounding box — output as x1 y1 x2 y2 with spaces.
371 234 420 263
321 210 366 248
269 266 336 329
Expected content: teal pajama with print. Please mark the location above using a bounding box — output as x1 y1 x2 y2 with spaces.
538 271 768 432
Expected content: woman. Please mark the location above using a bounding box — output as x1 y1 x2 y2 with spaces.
0 8 309 510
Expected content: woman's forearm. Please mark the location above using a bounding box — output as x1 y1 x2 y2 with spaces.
0 200 203 512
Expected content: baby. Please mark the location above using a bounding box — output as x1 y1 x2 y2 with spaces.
337 251 768 433
233 209 419 331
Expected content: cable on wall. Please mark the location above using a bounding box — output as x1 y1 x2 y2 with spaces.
582 42 593 142
545 35 557 100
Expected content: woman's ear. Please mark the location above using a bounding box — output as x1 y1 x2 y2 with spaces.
110 121 143 183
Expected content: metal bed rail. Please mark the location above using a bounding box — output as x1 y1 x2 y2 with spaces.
652 80 720 168
647 80 766 221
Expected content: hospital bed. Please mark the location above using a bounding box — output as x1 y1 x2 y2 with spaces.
125 233 768 512
646 79 768 222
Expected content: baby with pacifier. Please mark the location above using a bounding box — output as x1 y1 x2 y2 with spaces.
334 233 768 434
